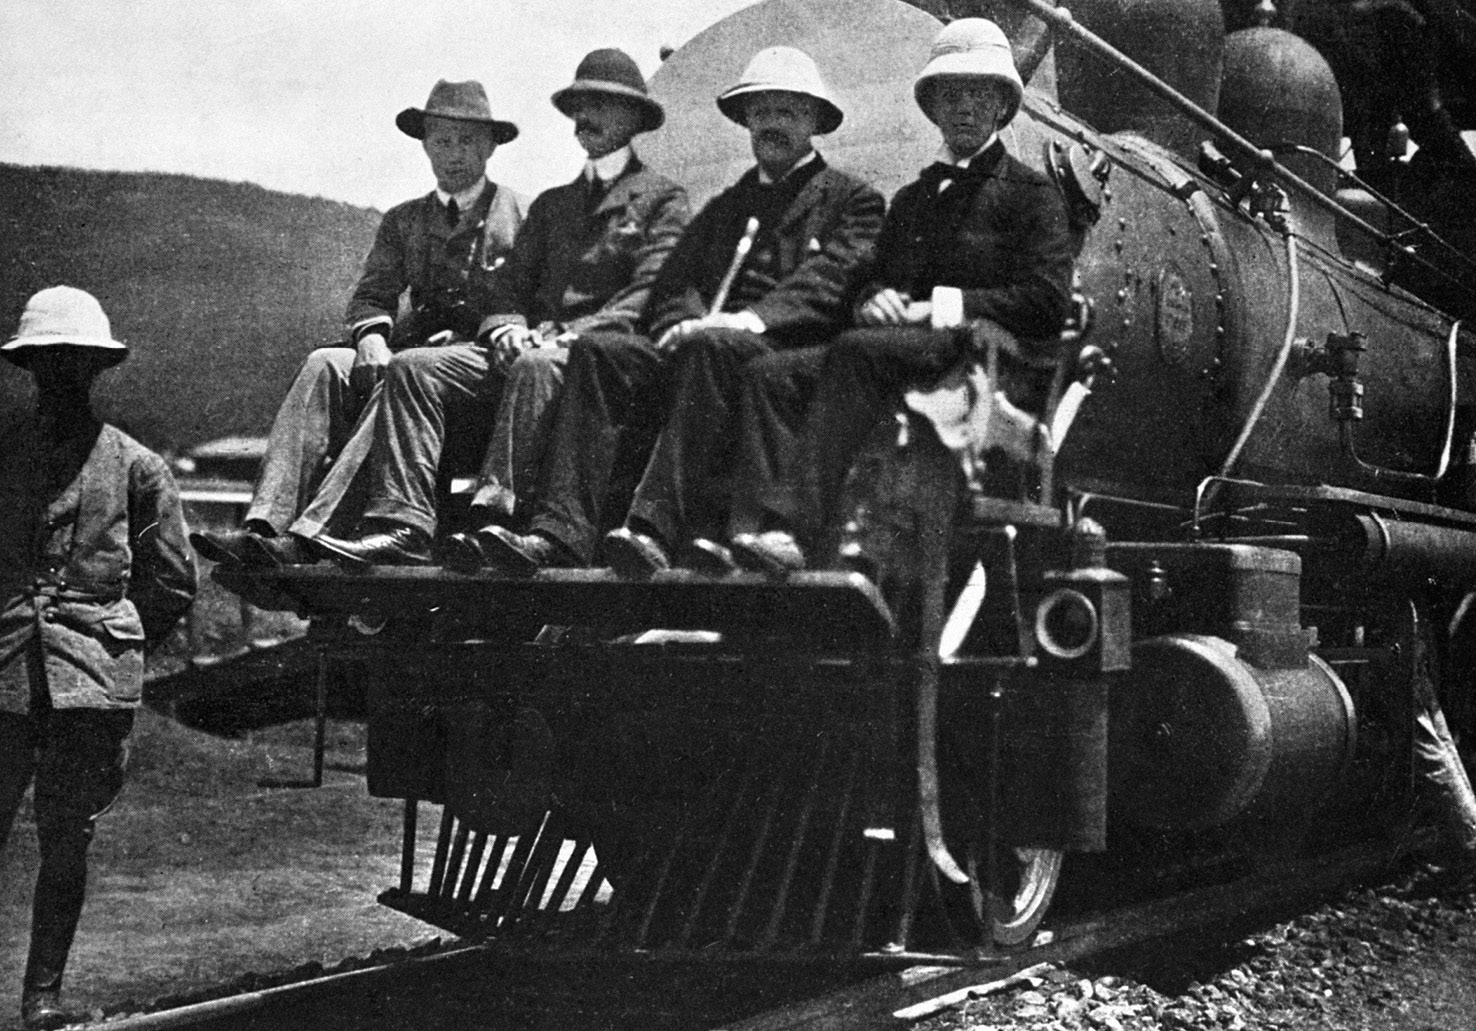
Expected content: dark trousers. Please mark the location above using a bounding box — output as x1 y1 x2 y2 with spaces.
529 332 666 563
626 329 824 547
363 343 508 537
736 325 968 546
0 707 133 995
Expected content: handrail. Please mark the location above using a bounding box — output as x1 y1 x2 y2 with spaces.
1011 0 1476 310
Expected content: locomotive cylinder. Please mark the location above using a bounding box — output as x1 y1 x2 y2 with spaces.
1109 634 1356 831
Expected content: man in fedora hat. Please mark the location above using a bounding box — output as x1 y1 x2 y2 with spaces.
192 80 525 569
315 50 689 566
725 18 1078 576
0 287 196 1029
469 45 885 576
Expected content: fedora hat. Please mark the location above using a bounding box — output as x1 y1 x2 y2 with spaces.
3 286 128 367
396 80 519 143
914 19 1024 128
716 47 844 135
552 49 665 134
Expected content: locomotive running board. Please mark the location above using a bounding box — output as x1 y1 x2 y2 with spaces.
216 566 897 648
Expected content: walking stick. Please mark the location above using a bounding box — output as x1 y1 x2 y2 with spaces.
709 217 760 316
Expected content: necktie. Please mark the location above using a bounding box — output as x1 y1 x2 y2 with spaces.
445 198 460 229
585 175 606 212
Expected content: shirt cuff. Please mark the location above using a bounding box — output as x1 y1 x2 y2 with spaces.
732 309 766 335
351 317 393 343
930 287 965 331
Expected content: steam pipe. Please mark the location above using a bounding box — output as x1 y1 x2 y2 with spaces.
1010 0 1476 308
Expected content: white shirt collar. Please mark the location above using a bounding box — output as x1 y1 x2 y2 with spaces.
756 148 818 186
584 146 634 184
435 177 488 213
936 135 1000 169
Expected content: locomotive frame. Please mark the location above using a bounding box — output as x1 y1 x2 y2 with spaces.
219 0 1476 966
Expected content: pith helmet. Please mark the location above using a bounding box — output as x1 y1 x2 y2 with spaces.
914 19 1024 128
552 49 665 134
396 80 519 143
716 47 844 135
3 286 128 367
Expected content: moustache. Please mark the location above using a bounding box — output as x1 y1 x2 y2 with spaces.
575 120 606 136
756 129 791 145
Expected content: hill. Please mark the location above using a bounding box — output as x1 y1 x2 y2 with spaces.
0 164 383 453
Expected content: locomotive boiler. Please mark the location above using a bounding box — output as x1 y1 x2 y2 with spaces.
221 0 1476 963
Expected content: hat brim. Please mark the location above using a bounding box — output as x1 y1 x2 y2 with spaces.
396 108 520 144
914 63 1023 128
2 337 128 368
552 82 665 133
715 85 844 135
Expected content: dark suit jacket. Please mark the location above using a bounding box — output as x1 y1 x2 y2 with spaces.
477 157 689 339
870 140 1075 345
644 157 885 343
345 178 527 350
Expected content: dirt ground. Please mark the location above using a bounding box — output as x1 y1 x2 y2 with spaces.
0 704 442 1028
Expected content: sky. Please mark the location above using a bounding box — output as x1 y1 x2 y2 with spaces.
0 0 760 212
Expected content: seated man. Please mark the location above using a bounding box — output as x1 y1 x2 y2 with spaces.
467 46 885 576
726 18 1077 575
314 49 690 565
191 80 524 568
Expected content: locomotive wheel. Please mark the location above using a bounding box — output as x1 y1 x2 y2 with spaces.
931 841 1064 947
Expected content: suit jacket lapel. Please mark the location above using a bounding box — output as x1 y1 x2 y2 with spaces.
773 164 829 236
592 157 646 217
424 191 453 243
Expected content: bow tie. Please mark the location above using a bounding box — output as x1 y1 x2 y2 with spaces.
919 159 994 193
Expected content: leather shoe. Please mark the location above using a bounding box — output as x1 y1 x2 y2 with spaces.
441 530 487 574
314 526 433 568
190 528 265 567
478 526 566 577
603 527 670 578
686 537 739 576
731 530 807 578
21 988 67 1031
242 532 316 569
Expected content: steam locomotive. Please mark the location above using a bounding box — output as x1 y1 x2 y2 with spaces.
223 0 1476 962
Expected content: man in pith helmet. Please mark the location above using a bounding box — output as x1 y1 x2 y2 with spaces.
192 80 525 568
727 18 1077 575
315 49 690 566
471 45 885 576
0 287 196 1030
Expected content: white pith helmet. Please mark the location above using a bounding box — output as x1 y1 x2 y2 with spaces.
716 46 844 135
3 286 128 367
914 18 1025 128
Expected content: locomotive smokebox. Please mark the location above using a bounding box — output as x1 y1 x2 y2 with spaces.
1056 0 1224 161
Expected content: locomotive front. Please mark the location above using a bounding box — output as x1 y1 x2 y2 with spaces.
220 0 1476 965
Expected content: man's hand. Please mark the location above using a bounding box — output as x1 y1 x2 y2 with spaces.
351 333 392 395
656 311 764 351
857 288 932 326
488 326 542 370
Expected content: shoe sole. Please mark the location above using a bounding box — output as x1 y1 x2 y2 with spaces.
189 533 248 566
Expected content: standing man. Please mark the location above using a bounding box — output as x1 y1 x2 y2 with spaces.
191 80 524 568
315 49 689 565
726 19 1077 574
0 287 196 1030
467 46 885 575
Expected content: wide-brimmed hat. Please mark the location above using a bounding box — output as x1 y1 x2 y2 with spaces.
914 19 1024 128
716 47 844 135
396 80 519 143
552 49 665 134
3 286 128 367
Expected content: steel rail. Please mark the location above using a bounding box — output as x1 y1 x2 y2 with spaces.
718 833 1424 1031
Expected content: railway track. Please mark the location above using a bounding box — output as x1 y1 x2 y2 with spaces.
75 833 1417 1031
